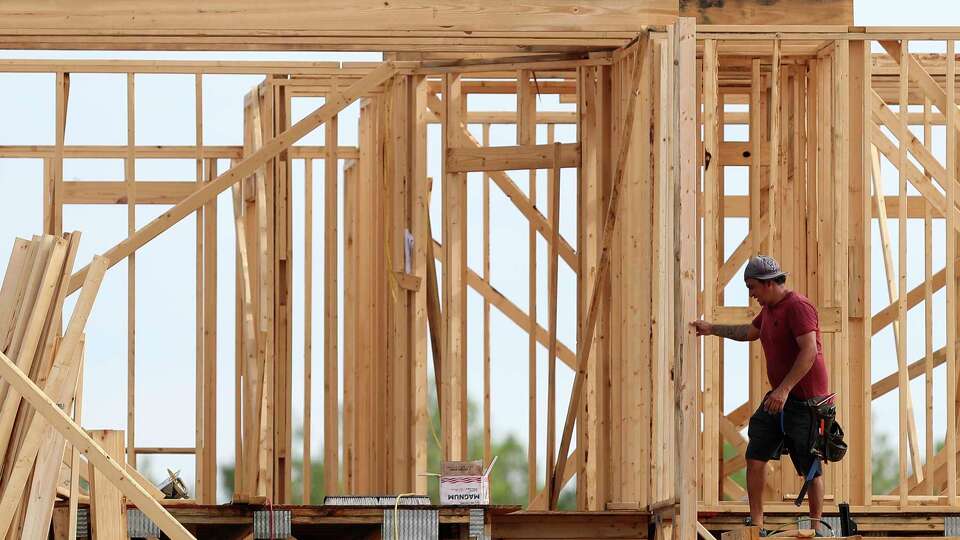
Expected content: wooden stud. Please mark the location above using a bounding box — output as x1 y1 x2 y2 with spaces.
482 123 492 469
924 97 935 497
545 139 560 507
323 116 340 498
702 38 721 506
304 157 314 503
897 39 910 507
517 67 538 503
674 18 698 540
947 38 958 507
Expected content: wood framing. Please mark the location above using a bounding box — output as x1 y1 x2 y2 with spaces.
2 11 960 540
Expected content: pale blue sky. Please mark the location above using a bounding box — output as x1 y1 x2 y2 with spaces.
0 1 957 501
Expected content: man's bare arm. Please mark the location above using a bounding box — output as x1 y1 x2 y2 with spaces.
690 320 760 341
712 324 758 341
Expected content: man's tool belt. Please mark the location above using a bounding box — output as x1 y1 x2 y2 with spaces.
807 400 847 462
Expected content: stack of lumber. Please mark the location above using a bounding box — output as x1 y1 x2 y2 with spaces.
0 232 102 539
0 234 196 540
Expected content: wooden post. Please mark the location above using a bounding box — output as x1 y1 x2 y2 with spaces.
323 116 340 497
125 72 137 471
947 38 958 507
673 17 698 540
442 73 467 461
304 157 314 503
701 38 721 506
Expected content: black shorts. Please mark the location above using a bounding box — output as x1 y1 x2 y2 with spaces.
745 395 821 477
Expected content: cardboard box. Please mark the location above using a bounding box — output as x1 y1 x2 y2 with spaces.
438 457 496 506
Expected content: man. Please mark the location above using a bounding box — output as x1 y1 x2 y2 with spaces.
690 255 829 537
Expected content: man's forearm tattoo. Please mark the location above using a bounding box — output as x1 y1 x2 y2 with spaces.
711 324 751 341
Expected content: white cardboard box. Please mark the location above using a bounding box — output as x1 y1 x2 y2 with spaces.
437 457 496 506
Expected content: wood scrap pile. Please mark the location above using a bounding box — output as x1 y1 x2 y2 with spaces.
0 234 196 540
0 232 101 538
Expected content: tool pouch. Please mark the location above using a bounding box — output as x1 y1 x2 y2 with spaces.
813 402 847 462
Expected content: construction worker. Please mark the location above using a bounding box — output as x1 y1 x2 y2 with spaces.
690 255 830 537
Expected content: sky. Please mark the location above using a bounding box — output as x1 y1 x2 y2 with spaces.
0 0 957 503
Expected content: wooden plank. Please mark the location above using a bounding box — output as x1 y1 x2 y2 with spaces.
303 157 314 503
68 347 84 540
947 38 958 507
441 73 467 462
88 430 127 540
20 346 85 539
126 70 137 472
702 38 721 506
545 141 560 507
673 18 698 540
680 0 852 25
66 62 397 294
517 67 537 503
323 115 340 498
848 39 872 505
897 40 910 507
924 96 936 496
411 75 430 496
200 157 217 504
0 239 32 351
61 181 200 205
769 39 781 260
482 123 492 470
0 2 678 34
711 306 843 333
550 32 648 508
445 142 580 172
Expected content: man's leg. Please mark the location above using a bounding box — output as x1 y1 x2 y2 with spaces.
747 459 768 528
808 474 825 531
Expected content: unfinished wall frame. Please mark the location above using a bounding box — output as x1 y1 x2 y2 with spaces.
2 11 960 540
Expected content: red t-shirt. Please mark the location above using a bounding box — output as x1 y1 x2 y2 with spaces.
750 291 829 400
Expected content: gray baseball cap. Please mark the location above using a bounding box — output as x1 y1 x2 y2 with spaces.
744 255 788 281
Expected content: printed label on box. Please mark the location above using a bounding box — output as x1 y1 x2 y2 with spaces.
439 475 489 505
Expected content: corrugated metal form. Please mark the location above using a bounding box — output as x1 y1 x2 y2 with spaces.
253 509 292 539
323 494 431 506
469 508 487 539
945 515 960 536
382 508 439 540
127 508 161 537
75 507 90 538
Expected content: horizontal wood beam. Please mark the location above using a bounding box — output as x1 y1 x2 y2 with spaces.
0 1 676 31
681 0 851 25
0 145 359 160
446 142 580 173
63 181 197 205
711 305 842 333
